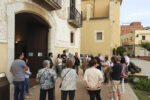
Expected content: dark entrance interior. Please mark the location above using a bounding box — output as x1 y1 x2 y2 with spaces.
15 12 49 78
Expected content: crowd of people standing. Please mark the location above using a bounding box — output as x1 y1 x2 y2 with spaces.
10 50 130 100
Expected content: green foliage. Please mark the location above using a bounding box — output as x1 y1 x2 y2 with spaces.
134 78 150 92
141 42 150 51
116 46 127 55
133 88 150 100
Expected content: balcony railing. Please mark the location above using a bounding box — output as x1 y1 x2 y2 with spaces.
45 0 62 9
123 42 129 46
68 7 82 28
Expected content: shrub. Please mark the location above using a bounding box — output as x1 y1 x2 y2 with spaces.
134 78 150 92
116 46 127 56
141 42 150 51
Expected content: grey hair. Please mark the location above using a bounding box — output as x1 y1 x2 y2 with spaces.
43 60 50 67
115 56 121 61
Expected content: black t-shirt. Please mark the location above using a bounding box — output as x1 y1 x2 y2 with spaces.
74 56 80 66
96 62 102 70
111 63 122 80
61 54 67 63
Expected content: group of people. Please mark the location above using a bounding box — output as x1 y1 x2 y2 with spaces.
82 53 130 100
10 50 130 100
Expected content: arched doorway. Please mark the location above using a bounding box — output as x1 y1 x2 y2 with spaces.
15 12 50 77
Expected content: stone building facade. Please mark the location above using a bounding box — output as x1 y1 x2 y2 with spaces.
0 0 82 83
81 0 122 56
121 29 150 56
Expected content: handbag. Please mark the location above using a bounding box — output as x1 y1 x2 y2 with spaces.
59 69 71 88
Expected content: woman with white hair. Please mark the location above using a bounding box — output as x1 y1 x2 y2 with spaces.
36 60 57 100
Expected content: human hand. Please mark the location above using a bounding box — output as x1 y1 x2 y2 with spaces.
90 87 97 91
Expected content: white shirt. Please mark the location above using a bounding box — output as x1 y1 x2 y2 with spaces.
102 60 110 66
84 67 103 89
57 58 62 66
25 68 31 78
99 56 104 61
61 68 77 90
125 55 130 66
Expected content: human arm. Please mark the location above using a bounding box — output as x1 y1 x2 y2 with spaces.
36 70 41 83
26 67 32 75
10 67 13 73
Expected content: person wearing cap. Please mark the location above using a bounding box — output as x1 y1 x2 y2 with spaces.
110 56 123 100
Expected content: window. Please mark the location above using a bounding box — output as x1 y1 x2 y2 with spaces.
130 37 132 41
70 32 74 44
97 32 102 40
142 36 146 40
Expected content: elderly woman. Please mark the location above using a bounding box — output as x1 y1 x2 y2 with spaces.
84 59 103 100
36 60 57 100
61 60 77 100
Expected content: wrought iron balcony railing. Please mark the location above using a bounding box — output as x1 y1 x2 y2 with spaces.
68 7 82 28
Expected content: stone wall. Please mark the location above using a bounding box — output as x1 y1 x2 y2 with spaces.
0 0 81 80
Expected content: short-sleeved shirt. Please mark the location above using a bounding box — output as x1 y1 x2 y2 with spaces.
61 54 67 63
36 68 57 90
111 63 122 80
84 67 103 90
11 59 26 82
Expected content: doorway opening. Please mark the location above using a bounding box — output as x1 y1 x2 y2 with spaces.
15 12 49 78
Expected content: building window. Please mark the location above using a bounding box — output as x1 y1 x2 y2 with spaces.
130 37 132 41
71 32 74 44
96 32 102 40
142 36 146 40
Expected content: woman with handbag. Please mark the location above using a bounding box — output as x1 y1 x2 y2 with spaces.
60 60 77 100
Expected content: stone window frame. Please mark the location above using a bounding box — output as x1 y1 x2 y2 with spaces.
95 30 104 42
142 35 146 40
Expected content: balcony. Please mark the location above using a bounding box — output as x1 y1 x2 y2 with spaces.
68 7 82 28
33 0 62 10
123 42 129 46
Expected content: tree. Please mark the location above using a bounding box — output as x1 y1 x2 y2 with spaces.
116 46 127 56
141 42 150 51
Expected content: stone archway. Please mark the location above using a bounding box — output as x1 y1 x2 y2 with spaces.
7 2 56 82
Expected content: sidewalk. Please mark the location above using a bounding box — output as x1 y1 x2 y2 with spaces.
10 69 138 100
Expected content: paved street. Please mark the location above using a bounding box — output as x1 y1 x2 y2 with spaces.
9 69 138 100
131 58 150 78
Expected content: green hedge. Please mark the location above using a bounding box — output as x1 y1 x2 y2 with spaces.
134 78 150 92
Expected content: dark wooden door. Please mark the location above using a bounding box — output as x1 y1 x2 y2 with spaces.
27 24 48 78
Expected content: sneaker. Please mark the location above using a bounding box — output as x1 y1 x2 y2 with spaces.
24 96 30 99
27 93 32 95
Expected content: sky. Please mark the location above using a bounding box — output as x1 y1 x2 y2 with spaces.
120 0 150 27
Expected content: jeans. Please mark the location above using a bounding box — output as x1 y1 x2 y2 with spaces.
125 66 128 83
24 78 29 95
61 90 75 100
57 65 62 77
40 88 54 100
88 90 101 100
13 81 25 100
